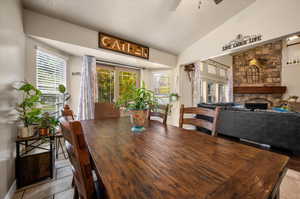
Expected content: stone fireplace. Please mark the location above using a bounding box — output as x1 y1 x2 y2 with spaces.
233 40 286 107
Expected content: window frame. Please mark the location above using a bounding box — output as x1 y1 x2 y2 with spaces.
35 48 67 114
151 70 172 105
96 64 140 103
206 81 217 103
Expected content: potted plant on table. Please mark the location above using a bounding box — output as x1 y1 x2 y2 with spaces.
16 82 42 138
116 82 157 132
38 112 59 136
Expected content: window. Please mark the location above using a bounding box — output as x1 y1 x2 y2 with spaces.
96 65 139 103
208 65 217 74
36 49 67 114
218 84 226 102
97 68 114 103
207 82 216 103
119 71 137 98
219 69 226 77
152 71 171 104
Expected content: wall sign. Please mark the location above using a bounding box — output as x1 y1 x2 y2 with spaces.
222 34 262 51
99 33 149 59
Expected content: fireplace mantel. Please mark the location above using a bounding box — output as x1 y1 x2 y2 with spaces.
233 86 287 94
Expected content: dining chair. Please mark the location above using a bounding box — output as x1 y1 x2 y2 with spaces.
148 104 169 125
56 105 75 159
179 104 221 136
94 102 120 119
60 118 106 199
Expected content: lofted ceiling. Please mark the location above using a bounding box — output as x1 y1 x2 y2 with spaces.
22 0 255 55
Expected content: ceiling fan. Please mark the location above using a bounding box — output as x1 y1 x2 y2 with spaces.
170 0 224 11
198 0 224 8
169 0 182 11
214 0 224 4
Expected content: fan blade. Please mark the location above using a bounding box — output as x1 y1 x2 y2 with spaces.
214 0 224 4
169 0 182 11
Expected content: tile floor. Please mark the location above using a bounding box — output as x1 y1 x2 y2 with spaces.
13 152 300 199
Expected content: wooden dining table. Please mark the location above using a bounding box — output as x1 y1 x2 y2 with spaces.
81 117 289 199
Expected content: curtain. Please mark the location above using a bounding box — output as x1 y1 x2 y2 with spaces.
192 62 202 106
77 55 98 120
227 66 234 102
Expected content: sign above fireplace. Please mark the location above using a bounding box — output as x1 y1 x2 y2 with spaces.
222 34 262 51
99 33 149 59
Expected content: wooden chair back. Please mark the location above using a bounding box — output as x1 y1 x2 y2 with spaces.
95 102 120 120
179 105 221 136
59 119 96 199
61 105 75 120
148 104 169 125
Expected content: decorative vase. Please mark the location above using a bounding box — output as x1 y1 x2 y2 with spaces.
129 109 148 132
39 128 49 136
19 126 36 138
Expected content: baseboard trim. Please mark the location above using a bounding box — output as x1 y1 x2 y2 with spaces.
4 180 16 199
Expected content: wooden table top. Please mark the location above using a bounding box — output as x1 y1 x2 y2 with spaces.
81 118 289 199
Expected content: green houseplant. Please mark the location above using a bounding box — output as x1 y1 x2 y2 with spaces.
55 84 71 116
116 82 157 132
58 84 71 107
38 112 59 136
16 82 42 137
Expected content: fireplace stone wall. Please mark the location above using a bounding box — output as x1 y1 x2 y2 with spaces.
233 40 283 106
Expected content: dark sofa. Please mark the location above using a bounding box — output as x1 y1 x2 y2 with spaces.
197 103 300 154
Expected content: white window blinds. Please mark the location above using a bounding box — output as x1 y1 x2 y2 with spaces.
36 49 66 94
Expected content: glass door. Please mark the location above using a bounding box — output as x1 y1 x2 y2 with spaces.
96 65 140 103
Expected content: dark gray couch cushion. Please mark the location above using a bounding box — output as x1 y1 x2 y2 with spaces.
197 103 300 154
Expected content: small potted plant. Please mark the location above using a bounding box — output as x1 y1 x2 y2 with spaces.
57 84 71 111
38 112 59 136
16 82 42 138
116 82 157 132
169 93 179 102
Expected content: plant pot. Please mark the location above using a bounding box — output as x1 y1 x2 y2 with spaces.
39 128 50 136
170 96 178 102
129 109 148 132
19 126 36 138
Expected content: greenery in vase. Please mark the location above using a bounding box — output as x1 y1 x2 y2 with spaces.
16 82 42 127
39 112 59 132
56 84 71 114
116 82 157 110
169 93 179 102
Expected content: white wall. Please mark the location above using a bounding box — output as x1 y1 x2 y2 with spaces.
178 0 300 65
282 40 300 98
68 56 83 114
23 9 177 68
140 69 151 88
0 0 25 198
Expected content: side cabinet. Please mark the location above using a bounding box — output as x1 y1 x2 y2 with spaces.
16 136 55 188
